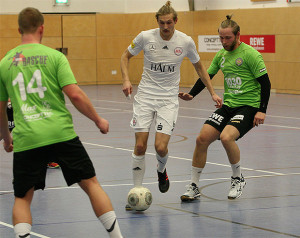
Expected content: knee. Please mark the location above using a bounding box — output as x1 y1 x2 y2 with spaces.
155 143 167 157
220 133 233 145
135 143 147 155
195 134 210 147
79 177 99 194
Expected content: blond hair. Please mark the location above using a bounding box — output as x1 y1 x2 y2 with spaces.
155 1 178 21
218 15 240 35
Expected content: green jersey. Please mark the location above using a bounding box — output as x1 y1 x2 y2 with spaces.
0 43 77 152
208 42 267 108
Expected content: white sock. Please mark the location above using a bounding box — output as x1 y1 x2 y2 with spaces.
156 153 168 173
14 223 31 238
132 153 145 187
191 166 203 187
231 161 241 178
98 211 123 238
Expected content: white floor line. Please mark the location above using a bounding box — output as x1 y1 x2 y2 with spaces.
0 221 51 238
82 142 285 175
2 173 300 194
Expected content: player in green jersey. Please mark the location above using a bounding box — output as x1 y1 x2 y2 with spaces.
179 15 271 201
0 7 123 238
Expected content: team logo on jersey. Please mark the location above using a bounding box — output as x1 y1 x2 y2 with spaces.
149 44 156 51
132 117 137 126
130 41 136 49
174 47 183 56
8 51 25 69
235 58 243 66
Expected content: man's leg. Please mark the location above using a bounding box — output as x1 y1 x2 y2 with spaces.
132 132 149 187
154 132 171 193
181 124 220 202
79 177 123 238
220 125 246 199
13 187 34 238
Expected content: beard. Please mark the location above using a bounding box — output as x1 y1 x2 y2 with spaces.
223 38 238 51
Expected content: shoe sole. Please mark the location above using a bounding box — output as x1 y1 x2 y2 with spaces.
180 195 200 202
125 204 133 211
158 180 170 193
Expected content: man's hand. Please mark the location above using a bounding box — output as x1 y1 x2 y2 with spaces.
95 117 109 134
253 111 266 127
122 81 133 98
3 136 13 152
212 94 222 108
178 92 193 101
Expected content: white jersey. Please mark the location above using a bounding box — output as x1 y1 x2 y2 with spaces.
128 28 200 99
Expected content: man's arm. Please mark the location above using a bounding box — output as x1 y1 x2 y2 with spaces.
192 61 222 107
120 49 134 97
188 74 215 97
178 75 214 101
253 73 271 127
257 73 271 113
62 84 109 134
0 101 13 152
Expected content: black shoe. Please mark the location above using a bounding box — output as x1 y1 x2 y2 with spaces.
157 169 170 193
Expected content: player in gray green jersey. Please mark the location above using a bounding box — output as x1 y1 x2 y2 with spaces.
179 15 271 201
0 7 123 238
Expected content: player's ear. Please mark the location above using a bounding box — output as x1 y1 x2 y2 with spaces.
39 25 44 34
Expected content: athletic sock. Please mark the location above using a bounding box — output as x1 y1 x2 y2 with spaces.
156 153 168 173
14 223 31 238
132 153 145 187
191 166 203 187
98 211 123 238
231 161 241 178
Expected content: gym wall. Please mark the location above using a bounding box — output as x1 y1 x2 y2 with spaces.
0 7 299 94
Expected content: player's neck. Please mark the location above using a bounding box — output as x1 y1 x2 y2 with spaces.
233 40 241 51
21 34 42 45
160 29 175 41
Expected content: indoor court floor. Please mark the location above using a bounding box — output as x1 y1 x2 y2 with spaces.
1 84 300 238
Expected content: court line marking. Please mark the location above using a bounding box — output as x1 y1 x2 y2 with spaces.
66 100 300 121
159 204 300 237
1 173 300 194
0 221 51 238
69 105 300 130
81 142 285 175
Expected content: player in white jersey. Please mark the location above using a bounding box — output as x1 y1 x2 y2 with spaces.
121 1 222 210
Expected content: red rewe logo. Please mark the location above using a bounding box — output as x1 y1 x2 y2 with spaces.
174 47 183 56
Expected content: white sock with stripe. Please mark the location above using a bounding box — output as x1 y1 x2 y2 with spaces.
98 211 123 238
132 153 145 187
14 223 31 238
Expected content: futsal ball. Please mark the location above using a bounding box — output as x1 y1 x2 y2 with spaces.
127 186 152 211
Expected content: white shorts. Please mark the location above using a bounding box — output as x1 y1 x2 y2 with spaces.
130 96 179 135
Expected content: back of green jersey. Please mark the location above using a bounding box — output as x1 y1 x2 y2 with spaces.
208 42 267 108
0 44 77 152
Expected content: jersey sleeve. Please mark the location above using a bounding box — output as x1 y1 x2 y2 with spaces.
207 52 221 75
186 37 200 64
128 32 144 56
247 51 267 78
56 53 77 88
0 72 9 101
